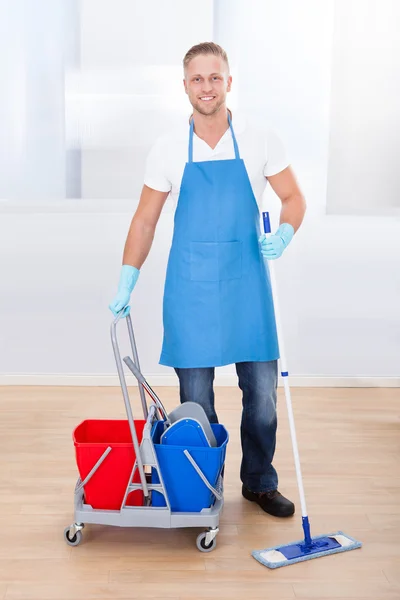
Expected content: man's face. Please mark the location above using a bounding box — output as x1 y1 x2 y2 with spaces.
184 54 232 116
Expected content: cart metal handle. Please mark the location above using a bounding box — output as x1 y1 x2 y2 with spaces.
111 311 148 418
183 449 223 501
123 356 169 422
110 311 149 498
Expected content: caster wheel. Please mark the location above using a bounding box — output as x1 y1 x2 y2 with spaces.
196 531 217 553
64 526 83 547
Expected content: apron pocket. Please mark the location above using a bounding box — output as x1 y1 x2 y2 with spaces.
190 241 242 282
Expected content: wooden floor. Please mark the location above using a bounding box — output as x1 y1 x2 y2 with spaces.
1 384 399 599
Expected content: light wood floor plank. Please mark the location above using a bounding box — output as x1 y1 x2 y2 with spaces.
1 384 399 599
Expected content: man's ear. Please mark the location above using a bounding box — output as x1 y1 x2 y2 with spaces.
227 75 232 93
183 78 188 94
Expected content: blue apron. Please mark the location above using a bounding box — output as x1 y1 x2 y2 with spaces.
159 114 279 368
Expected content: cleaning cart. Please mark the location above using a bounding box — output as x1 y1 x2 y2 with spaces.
64 312 228 552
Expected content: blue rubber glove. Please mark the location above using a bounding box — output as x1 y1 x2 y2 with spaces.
259 223 294 260
109 265 140 317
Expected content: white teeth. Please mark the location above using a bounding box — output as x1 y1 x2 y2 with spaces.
200 96 214 101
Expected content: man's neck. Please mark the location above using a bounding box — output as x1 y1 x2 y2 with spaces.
191 106 231 150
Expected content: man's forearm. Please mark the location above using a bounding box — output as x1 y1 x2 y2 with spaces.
279 193 306 233
122 217 156 270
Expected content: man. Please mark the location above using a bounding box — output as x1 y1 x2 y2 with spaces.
110 42 306 517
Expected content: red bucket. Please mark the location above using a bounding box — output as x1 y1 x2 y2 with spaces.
73 419 146 510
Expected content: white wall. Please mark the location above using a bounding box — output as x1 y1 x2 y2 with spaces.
0 0 398 384
0 210 172 377
0 0 79 201
327 0 400 215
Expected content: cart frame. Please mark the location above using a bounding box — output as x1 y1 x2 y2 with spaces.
64 312 225 552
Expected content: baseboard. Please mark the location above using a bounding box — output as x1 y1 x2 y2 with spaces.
0 373 398 387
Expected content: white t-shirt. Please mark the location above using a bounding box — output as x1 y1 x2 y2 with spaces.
144 111 290 210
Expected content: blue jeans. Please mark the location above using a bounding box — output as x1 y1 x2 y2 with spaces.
174 360 278 493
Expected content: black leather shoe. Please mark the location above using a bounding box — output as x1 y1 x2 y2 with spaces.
242 485 295 517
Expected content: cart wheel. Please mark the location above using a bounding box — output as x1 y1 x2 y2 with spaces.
196 531 217 553
64 526 83 547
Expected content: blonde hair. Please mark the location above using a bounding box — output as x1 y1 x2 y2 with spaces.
183 42 230 73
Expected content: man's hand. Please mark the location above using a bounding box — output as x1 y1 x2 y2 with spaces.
259 223 294 260
109 265 140 317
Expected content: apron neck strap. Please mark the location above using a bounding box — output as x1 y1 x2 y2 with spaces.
188 112 241 163
227 112 241 160
188 117 195 163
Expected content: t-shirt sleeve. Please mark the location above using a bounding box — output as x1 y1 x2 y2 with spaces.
263 128 290 177
143 137 172 193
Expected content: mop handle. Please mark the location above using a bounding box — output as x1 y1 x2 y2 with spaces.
262 212 308 519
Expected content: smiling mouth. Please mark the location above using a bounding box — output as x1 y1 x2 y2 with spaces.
199 96 216 102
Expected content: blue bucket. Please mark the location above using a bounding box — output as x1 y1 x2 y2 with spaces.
151 420 228 512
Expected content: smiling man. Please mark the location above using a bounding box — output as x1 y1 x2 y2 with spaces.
110 42 306 518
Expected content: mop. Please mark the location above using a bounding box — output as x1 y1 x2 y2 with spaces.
252 212 362 569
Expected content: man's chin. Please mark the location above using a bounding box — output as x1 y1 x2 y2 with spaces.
193 101 224 117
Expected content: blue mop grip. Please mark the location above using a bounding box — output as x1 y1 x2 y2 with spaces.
302 516 312 547
262 211 271 234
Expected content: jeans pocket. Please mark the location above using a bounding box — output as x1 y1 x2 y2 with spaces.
190 241 242 282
